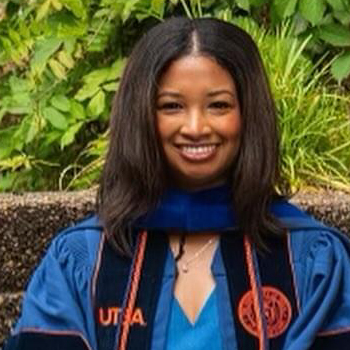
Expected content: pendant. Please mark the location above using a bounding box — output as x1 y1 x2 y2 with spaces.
181 263 189 273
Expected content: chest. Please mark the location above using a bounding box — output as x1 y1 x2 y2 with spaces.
93 232 299 350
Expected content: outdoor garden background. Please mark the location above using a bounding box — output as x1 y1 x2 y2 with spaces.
0 0 350 347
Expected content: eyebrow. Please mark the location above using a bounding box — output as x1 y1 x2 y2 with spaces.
157 89 236 98
157 91 182 98
207 90 235 98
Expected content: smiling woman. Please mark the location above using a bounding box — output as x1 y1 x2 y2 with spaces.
4 17 350 350
156 55 241 190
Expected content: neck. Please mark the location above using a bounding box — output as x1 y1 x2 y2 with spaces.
168 231 219 265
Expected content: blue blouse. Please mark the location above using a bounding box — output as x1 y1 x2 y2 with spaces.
165 288 223 350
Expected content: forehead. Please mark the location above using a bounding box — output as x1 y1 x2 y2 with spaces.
157 55 236 93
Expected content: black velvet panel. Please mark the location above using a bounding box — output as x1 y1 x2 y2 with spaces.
256 235 299 350
310 332 350 350
221 233 259 350
94 238 132 350
220 232 299 350
95 231 168 350
125 231 168 350
3 332 90 350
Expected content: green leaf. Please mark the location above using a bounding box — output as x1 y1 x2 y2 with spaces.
0 126 18 160
18 21 31 40
273 0 298 18
236 0 250 11
14 117 31 150
109 58 126 80
61 0 87 18
0 108 6 125
318 23 350 46
319 13 335 25
9 76 30 93
0 36 12 56
87 90 105 117
75 68 112 100
0 155 31 171
31 38 63 73
333 10 350 26
42 130 62 146
122 0 141 22
83 68 110 85
9 92 33 113
94 9 111 18
102 81 119 91
43 107 68 130
101 0 124 13
51 95 70 112
49 58 67 80
331 51 350 81
64 38 76 55
26 115 40 144
250 0 268 6
36 0 51 21
151 0 165 16
70 100 86 120
299 0 326 25
60 122 83 149
326 0 349 11
75 84 100 101
51 0 63 10
49 12 87 38
57 50 75 69
0 173 16 191
8 29 21 45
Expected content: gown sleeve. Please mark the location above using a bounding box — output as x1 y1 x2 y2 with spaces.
285 229 350 350
3 232 96 350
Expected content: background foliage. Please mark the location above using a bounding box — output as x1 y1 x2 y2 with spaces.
0 0 349 192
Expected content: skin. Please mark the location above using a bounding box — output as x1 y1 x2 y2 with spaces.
156 55 242 323
156 54 241 191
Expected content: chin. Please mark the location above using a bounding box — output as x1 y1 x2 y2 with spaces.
176 172 226 190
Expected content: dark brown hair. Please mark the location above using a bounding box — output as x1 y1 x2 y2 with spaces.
97 17 285 256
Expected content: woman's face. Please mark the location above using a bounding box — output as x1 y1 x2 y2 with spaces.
156 55 241 190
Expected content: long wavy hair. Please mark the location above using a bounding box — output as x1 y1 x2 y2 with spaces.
97 17 286 256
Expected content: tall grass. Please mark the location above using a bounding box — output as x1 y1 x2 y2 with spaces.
233 18 350 192
65 19 350 192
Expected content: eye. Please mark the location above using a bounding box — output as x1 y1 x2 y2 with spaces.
209 101 231 110
157 102 183 114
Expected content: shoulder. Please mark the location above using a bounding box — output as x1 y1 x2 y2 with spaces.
47 214 104 273
10 215 104 347
277 203 350 341
274 200 350 262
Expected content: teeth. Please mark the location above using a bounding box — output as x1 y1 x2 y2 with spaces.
180 145 217 158
183 145 215 153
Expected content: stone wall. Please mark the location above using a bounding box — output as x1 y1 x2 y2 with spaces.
0 189 350 348
0 190 96 348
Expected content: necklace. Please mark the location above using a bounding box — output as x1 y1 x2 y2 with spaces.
175 237 216 273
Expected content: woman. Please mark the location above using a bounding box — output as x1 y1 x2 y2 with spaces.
5 17 350 350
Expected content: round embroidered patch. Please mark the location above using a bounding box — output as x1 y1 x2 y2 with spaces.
238 286 292 338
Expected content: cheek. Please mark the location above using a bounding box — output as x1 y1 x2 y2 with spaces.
156 115 172 141
219 114 241 142
156 118 176 163
222 118 241 157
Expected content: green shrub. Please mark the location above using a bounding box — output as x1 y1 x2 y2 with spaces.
0 1 349 192
238 19 350 191
66 17 350 192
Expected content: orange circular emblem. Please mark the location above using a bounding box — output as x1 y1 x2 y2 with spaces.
238 286 292 338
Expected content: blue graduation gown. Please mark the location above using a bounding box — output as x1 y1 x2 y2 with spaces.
4 187 350 350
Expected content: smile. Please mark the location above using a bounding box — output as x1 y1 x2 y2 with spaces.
177 144 218 161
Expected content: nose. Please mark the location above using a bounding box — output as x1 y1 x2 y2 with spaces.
180 108 211 139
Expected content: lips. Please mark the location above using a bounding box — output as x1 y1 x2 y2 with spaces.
176 144 218 161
